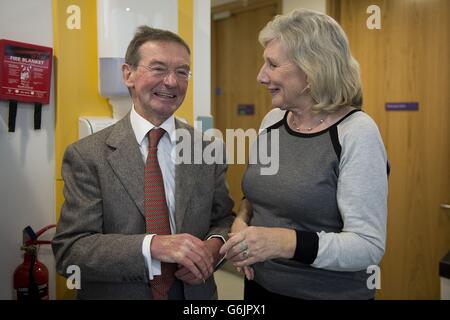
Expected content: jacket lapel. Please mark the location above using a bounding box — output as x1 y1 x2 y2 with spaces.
106 114 145 216
104 116 203 230
174 119 201 232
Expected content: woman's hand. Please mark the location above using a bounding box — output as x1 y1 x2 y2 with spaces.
219 227 296 268
237 266 255 280
228 219 255 280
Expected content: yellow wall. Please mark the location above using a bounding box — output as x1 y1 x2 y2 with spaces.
53 0 111 299
53 0 194 299
53 0 112 181
177 0 194 124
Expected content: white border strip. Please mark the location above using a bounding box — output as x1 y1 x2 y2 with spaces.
193 0 211 120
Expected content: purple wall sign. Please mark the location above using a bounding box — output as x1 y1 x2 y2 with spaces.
385 102 419 111
237 104 255 115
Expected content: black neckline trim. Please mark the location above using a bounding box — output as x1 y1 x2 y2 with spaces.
265 116 285 131
283 109 361 138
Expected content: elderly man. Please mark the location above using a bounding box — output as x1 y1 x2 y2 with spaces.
52 26 234 300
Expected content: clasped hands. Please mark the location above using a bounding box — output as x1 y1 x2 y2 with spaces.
218 217 262 281
150 225 292 283
151 234 223 285
219 219 295 280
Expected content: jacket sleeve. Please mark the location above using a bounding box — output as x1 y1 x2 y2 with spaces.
52 144 149 283
205 160 235 240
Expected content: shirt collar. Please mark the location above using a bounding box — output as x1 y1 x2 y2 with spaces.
130 105 177 146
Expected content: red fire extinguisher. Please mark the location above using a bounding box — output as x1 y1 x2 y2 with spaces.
13 224 56 300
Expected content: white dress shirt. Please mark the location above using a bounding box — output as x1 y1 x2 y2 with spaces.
130 106 226 280
130 106 176 280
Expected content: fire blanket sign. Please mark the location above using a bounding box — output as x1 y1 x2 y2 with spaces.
0 39 53 132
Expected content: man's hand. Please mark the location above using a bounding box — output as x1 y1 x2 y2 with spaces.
174 237 224 285
151 233 214 281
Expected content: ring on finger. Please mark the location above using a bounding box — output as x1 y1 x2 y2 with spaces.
239 241 248 252
242 250 249 259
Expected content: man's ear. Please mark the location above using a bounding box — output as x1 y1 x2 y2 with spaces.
122 64 135 88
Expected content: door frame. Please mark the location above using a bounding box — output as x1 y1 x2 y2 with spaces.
212 0 282 16
326 0 341 22
211 0 282 124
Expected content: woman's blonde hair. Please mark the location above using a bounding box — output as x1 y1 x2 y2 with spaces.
259 9 362 112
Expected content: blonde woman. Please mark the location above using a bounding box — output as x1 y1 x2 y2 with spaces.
220 9 388 300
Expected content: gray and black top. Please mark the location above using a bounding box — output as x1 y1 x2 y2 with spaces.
242 108 388 299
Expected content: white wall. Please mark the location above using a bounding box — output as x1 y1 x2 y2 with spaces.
0 0 56 300
194 0 212 120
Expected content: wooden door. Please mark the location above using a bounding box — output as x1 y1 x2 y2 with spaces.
329 0 450 299
212 0 281 210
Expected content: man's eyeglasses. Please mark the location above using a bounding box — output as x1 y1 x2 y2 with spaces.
137 64 192 81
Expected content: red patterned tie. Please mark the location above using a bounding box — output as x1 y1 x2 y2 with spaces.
145 128 176 300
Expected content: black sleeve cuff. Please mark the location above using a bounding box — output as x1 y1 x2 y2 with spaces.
291 230 319 265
